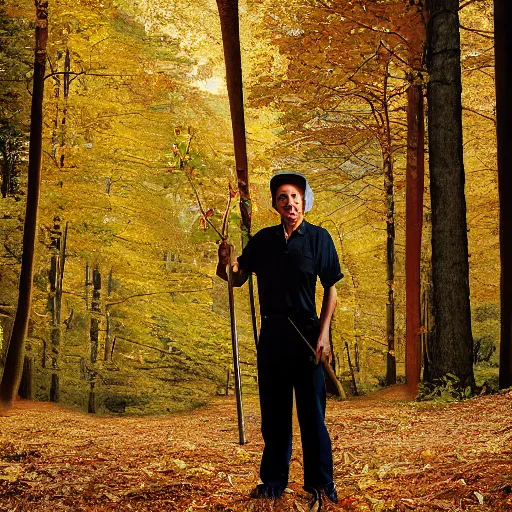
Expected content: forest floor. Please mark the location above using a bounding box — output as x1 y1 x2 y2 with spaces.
1 386 511 512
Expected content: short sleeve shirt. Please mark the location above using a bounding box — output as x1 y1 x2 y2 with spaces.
237 220 343 319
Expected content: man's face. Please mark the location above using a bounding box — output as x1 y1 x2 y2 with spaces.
275 183 304 226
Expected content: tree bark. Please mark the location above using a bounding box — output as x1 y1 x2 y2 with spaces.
18 356 35 400
85 262 91 310
103 269 113 361
494 0 512 389
425 0 475 389
48 217 66 402
406 82 425 394
59 48 70 167
90 268 101 364
383 69 396 386
0 0 48 407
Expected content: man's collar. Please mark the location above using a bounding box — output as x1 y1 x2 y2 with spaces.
276 220 307 237
296 220 307 235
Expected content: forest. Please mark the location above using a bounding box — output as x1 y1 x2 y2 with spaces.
0 0 511 510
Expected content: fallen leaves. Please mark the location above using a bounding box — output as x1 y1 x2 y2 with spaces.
0 390 511 511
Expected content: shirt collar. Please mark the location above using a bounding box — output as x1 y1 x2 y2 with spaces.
276 220 307 238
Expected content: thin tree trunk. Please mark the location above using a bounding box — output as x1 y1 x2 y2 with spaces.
85 262 90 310
343 252 363 378
90 268 101 364
59 48 70 167
104 269 113 361
425 0 475 389
49 50 60 164
406 82 425 394
56 221 68 325
494 0 512 389
48 218 66 401
383 68 396 386
88 268 100 413
345 341 359 396
0 0 48 407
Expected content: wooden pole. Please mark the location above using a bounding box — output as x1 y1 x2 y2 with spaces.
227 247 246 444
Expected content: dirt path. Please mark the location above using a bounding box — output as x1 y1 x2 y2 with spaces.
1 388 511 511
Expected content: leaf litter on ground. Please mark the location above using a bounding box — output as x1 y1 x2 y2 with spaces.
0 386 511 511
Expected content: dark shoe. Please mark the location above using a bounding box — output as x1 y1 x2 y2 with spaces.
304 483 338 505
322 482 338 504
250 483 285 499
304 486 322 510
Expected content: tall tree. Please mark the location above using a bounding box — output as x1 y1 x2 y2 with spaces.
405 5 426 394
0 0 49 407
494 0 512 389
424 0 475 389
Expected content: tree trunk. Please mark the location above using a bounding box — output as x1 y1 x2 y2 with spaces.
0 0 48 407
56 221 68 325
88 381 96 414
104 309 112 361
18 356 35 400
59 48 70 168
343 252 363 378
494 0 512 389
406 82 425 394
90 268 101 364
48 216 64 401
421 267 434 383
383 69 396 386
85 262 91 310
49 373 59 402
425 0 475 389
103 269 113 361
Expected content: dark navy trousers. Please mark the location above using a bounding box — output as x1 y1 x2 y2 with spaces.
257 316 334 489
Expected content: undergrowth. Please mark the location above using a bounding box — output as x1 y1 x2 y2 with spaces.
417 373 473 403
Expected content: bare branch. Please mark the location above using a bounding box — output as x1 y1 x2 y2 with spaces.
462 106 496 124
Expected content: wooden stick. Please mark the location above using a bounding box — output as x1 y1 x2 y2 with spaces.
227 245 246 444
288 318 347 400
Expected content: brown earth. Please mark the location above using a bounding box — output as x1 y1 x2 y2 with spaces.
1 386 511 511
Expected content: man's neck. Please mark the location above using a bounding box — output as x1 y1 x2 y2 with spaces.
282 216 304 238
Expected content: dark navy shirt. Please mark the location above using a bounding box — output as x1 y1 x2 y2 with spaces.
237 220 343 319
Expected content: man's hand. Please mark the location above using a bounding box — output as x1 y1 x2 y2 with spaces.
218 240 231 267
316 330 331 364
216 240 247 286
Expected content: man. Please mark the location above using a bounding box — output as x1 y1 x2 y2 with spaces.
217 171 342 503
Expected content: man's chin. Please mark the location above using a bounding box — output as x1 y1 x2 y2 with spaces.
282 214 302 225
